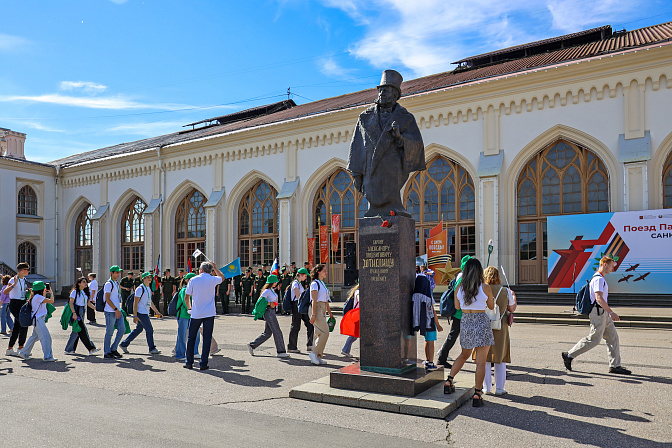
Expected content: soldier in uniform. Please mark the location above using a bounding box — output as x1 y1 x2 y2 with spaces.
151 274 161 314
219 277 231 314
253 268 265 306
233 273 242 305
120 271 135 314
279 267 293 315
161 269 176 314
241 268 255 314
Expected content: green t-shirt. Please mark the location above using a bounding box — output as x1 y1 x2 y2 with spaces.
176 287 191 319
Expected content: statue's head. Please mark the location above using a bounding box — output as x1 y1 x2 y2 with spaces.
376 70 402 108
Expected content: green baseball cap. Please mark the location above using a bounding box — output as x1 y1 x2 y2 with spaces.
266 275 279 284
141 272 153 280
31 281 46 291
185 273 197 280
297 268 310 275
110 265 122 272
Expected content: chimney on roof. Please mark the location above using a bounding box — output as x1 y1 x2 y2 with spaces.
0 128 26 160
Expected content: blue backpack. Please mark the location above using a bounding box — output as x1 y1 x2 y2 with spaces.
576 273 602 315
167 291 181 317
298 281 320 314
19 300 35 327
439 278 457 317
282 286 293 314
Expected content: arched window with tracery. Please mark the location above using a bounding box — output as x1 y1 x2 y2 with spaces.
664 151 672 208
517 140 609 284
312 169 368 283
403 156 476 270
18 185 37 215
121 197 147 272
75 204 96 277
238 181 279 268
176 189 206 271
17 241 37 274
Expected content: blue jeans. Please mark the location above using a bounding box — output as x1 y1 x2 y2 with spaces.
187 316 214 368
19 315 52 360
175 317 200 359
104 311 125 355
120 313 155 350
1 302 13 332
342 335 358 354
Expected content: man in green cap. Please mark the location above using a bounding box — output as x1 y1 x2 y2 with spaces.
436 255 472 368
287 267 313 353
120 271 135 314
241 269 254 314
103 265 125 359
161 269 176 315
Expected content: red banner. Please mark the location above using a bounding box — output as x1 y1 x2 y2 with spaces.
307 238 315 269
331 214 340 250
319 225 329 264
426 229 449 284
429 221 444 238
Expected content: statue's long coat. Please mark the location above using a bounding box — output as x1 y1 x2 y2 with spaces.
347 103 425 216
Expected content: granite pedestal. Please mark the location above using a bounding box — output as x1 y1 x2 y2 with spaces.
329 215 444 396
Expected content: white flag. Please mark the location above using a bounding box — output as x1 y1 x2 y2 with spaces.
192 249 204 258
76 267 82 271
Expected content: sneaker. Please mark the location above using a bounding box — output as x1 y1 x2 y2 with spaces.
149 348 161 355
562 352 573 371
18 352 30 360
288 349 301 353
5 348 17 357
277 352 290 358
309 351 320 365
171 349 176 355
483 388 493 395
175 357 186 362
199 365 209 371
446 356 453 361
104 353 116 359
609 366 632 375
341 351 354 357
43 357 57 362
88 348 100 355
195 354 201 360
120 346 129 354
247 344 255 356
438 360 452 369
494 389 508 395
183 364 193 369
424 361 438 372
319 357 327 365
64 350 76 355
111 350 123 359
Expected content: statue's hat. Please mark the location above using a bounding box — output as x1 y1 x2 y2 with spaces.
377 70 403 96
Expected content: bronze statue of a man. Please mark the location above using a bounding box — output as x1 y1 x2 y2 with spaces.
347 70 425 218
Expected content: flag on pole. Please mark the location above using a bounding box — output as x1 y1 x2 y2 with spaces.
192 248 204 259
307 237 315 269
221 257 242 279
152 255 161 291
331 214 340 250
270 258 280 276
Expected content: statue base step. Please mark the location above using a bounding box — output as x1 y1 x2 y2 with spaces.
330 362 444 397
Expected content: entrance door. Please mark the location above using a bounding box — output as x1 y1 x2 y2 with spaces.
518 220 548 284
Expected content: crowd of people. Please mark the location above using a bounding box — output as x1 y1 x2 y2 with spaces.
1 254 631 407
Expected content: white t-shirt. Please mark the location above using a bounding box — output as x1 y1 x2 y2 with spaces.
134 285 152 315
589 273 608 304
310 280 330 303
103 280 121 312
88 279 98 302
185 273 223 319
261 288 278 305
31 293 47 319
291 280 304 301
70 289 87 307
457 283 489 311
7 277 28 300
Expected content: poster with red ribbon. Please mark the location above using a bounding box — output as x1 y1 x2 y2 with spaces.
331 214 340 250
319 225 329 264
307 237 315 269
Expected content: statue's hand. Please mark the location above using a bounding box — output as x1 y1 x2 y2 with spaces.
353 175 363 192
390 121 402 142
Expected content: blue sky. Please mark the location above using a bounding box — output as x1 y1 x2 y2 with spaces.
2 0 672 162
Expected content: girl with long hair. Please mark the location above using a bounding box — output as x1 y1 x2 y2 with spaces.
308 264 334 365
18 282 57 362
248 275 289 358
64 277 99 355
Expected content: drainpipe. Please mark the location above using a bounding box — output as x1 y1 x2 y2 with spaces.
156 146 165 271
55 166 60 292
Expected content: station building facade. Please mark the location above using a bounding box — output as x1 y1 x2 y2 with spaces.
3 22 672 290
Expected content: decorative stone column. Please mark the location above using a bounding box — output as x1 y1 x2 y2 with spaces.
204 189 226 264
619 132 651 212
91 203 109 279
477 151 503 267
277 178 300 265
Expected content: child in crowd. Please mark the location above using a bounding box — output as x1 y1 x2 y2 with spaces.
18 281 57 362
412 275 443 371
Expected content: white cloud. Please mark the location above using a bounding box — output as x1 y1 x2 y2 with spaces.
60 81 108 95
319 57 357 78
0 33 30 52
18 121 66 133
103 121 185 136
0 94 191 110
321 0 649 77
109 0 130 4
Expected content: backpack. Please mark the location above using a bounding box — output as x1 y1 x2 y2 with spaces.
342 297 354 315
576 273 602 315
19 299 35 327
281 286 293 314
439 278 457 317
95 280 114 312
167 291 181 317
126 286 145 315
298 281 320 314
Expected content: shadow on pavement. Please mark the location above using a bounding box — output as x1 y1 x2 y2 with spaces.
68 354 166 372
506 365 593 387
452 401 665 448
503 394 651 422
194 356 284 388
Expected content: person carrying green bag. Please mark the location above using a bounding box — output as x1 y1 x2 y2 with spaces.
103 265 126 359
64 277 99 355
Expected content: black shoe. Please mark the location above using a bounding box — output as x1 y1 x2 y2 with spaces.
111 350 122 359
438 360 452 369
104 353 116 359
562 352 573 371
183 364 193 369
609 366 631 375
200 365 209 371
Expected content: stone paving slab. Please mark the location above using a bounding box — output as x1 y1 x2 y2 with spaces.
290 373 474 419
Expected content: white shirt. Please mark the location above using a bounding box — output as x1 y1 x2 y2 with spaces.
290 280 304 301
103 280 121 312
134 285 152 315
589 273 608 304
310 280 330 303
185 273 223 319
261 288 278 305
457 283 489 311
31 293 47 319
7 277 28 300
70 289 87 307
88 279 98 302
